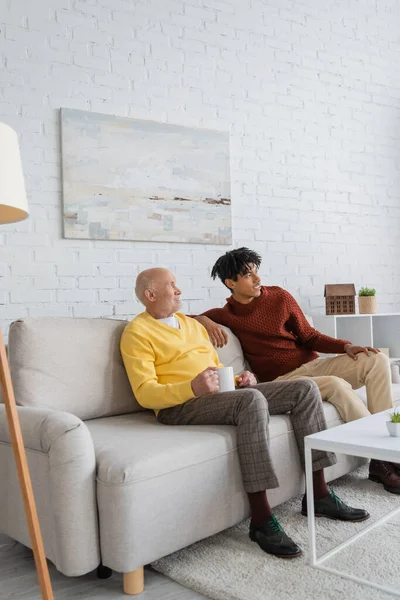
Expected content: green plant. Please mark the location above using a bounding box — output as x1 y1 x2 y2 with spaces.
358 287 376 297
388 410 400 423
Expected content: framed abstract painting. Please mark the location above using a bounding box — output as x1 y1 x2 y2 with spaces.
61 109 231 244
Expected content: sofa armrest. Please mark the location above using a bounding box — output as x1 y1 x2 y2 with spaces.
0 405 100 576
0 405 85 453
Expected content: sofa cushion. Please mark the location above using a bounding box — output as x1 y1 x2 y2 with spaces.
215 325 247 375
8 317 143 419
88 412 238 485
87 401 345 487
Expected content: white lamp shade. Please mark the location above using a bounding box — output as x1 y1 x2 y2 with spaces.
0 123 29 224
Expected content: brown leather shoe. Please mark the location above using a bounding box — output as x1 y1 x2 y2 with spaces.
369 460 400 494
392 463 400 476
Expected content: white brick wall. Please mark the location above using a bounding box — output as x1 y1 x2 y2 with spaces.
1 0 400 338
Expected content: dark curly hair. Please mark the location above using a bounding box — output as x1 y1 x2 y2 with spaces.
211 247 262 290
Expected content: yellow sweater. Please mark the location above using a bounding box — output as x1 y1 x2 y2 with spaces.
120 312 223 412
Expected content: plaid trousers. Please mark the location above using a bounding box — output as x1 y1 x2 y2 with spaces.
157 379 336 493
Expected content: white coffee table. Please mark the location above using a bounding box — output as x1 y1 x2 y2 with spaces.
305 410 400 597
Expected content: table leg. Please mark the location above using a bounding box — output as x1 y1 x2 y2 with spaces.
305 439 317 566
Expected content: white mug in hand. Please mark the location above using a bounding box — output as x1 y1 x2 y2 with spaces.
217 366 235 393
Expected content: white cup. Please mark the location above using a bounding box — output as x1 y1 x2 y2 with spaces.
217 366 235 393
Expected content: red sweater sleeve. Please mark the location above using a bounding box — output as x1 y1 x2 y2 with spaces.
285 291 350 354
200 307 231 326
187 308 229 322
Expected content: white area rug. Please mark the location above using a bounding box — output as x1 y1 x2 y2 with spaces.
152 467 400 600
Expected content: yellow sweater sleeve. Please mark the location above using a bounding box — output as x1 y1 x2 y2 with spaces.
120 328 195 411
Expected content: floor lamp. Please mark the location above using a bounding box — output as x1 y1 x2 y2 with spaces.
0 123 54 600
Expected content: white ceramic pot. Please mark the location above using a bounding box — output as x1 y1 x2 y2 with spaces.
386 421 400 437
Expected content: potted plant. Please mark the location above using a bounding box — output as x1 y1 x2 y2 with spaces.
358 287 377 314
387 410 400 437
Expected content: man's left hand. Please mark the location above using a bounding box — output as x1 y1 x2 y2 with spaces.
236 371 257 387
344 344 380 360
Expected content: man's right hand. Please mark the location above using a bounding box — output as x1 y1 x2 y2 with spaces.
191 367 220 396
195 315 228 348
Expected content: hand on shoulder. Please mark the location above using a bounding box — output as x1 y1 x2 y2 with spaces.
195 315 228 348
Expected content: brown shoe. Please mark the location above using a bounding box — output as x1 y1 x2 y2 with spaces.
369 460 400 494
392 463 400 476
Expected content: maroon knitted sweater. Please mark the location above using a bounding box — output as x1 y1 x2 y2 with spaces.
202 286 350 382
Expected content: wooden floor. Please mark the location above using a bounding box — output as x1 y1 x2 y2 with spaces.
0 534 208 600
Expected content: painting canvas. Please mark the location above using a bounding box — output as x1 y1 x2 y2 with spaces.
61 109 231 244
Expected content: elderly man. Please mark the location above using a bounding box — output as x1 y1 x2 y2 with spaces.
120 268 369 560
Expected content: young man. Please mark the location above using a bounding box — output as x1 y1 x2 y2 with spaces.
121 268 368 561
196 247 400 495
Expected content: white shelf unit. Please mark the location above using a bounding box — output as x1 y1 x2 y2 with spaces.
312 313 400 360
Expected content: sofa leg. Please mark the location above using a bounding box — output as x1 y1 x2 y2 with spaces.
123 567 144 595
97 562 112 579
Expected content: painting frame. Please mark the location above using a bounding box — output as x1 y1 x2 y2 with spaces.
60 108 232 245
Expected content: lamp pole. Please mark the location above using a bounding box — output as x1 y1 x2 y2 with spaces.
0 122 54 600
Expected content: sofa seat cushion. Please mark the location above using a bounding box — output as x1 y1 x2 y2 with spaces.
87 412 238 486
86 401 344 486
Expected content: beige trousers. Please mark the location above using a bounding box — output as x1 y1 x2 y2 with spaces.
275 352 393 422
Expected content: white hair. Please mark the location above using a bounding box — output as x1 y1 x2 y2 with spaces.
135 272 153 304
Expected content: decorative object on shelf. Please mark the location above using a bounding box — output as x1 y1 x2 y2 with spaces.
61 108 231 245
0 123 54 600
386 409 400 437
324 284 356 315
358 286 377 314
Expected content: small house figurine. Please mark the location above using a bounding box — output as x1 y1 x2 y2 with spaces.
324 284 356 315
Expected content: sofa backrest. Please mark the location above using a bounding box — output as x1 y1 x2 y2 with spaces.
6 313 316 417
215 325 248 374
8 317 144 420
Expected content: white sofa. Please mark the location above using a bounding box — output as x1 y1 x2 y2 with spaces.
0 316 399 595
